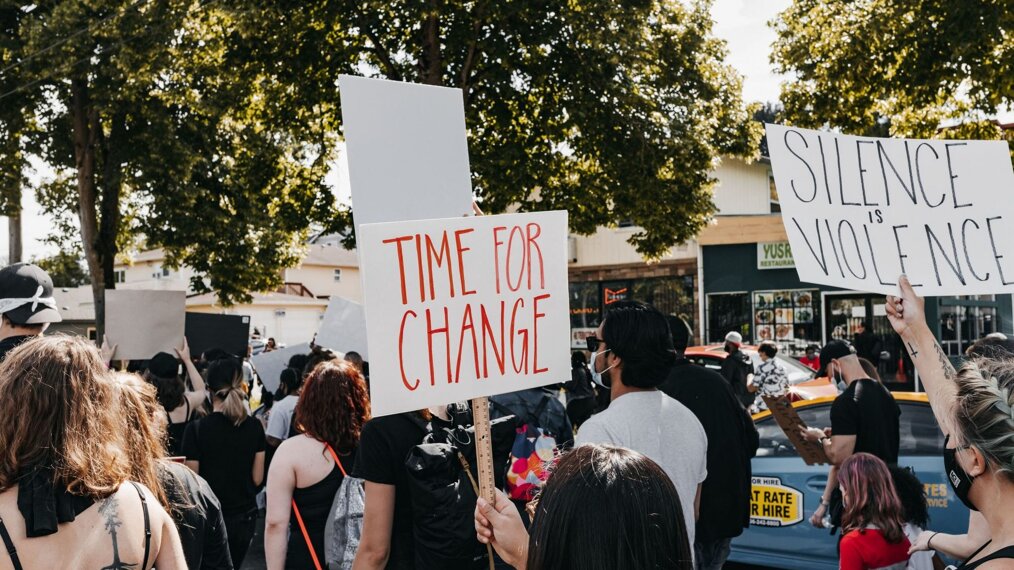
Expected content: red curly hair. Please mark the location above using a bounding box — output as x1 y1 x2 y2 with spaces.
295 360 371 454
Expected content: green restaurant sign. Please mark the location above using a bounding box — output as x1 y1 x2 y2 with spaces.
757 241 795 270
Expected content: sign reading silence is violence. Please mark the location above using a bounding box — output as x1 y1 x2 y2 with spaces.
766 124 1014 296
359 211 570 417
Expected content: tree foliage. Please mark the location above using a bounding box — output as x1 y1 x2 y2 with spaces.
227 0 760 258
32 251 89 287
772 0 1014 140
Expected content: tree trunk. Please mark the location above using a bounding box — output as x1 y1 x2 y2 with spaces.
70 78 106 340
97 110 126 292
419 2 442 85
7 197 21 264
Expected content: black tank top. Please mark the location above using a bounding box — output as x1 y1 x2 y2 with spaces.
959 541 1014 569
285 448 356 569
166 398 192 457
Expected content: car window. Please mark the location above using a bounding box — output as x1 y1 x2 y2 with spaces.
686 354 724 373
756 404 830 457
775 355 817 385
899 401 944 456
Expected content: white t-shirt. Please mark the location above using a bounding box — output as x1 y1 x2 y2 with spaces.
575 390 708 550
265 394 298 441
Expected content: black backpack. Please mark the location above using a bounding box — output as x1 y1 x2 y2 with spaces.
404 403 517 570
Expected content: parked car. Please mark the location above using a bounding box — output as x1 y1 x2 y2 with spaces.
683 345 838 400
728 393 968 570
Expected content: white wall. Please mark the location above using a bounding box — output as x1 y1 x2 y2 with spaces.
711 157 772 216
570 228 697 268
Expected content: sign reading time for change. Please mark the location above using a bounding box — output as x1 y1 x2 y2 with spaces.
359 211 570 417
766 124 1014 296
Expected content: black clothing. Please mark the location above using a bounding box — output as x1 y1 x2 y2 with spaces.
223 508 258 568
166 398 193 457
161 460 233 570
0 482 152 570
352 413 429 570
830 378 900 465
287 449 357 570
660 358 759 542
960 541 1014 569
566 397 597 430
181 412 266 516
16 465 94 538
720 348 754 408
853 330 881 362
564 366 598 428
0 335 33 362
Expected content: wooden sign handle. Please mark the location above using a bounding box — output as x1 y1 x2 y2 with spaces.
471 396 496 503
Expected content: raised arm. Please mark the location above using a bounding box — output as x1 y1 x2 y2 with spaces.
175 338 207 407
886 276 959 434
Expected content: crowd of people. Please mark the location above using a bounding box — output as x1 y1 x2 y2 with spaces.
0 258 1010 570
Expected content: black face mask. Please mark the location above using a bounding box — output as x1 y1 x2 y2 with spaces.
943 434 978 512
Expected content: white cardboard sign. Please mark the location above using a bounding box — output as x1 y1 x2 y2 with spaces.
360 211 571 416
104 289 185 360
314 297 369 359
766 124 1014 296
250 343 311 393
338 75 475 241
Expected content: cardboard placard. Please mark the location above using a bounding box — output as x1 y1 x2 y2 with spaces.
766 124 1014 296
762 395 830 465
314 297 369 359
339 75 475 243
184 313 251 358
105 290 185 360
249 343 311 393
359 211 571 417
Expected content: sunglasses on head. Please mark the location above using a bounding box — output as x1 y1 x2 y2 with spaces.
586 336 602 352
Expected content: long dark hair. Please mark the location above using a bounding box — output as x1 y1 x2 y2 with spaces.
526 445 692 570
295 361 370 455
144 371 185 411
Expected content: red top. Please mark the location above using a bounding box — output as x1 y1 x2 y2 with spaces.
799 355 820 371
839 528 910 570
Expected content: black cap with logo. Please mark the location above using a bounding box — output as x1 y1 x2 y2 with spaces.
818 339 856 378
0 263 62 325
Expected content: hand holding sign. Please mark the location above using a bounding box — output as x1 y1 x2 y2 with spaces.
885 275 928 338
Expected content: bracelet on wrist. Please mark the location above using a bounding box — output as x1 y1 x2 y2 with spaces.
927 532 939 550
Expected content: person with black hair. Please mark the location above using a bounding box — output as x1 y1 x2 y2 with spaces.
475 444 693 570
0 263 61 361
564 351 598 429
267 364 306 448
660 316 758 570
750 341 789 414
575 301 707 561
183 357 266 568
145 338 207 457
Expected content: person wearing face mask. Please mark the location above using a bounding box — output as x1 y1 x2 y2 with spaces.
577 301 707 564
719 331 755 409
800 340 901 531
887 276 1014 569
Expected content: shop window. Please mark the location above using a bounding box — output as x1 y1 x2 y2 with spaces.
752 289 819 347
632 276 695 331
940 301 998 357
333 268 342 282
707 293 752 344
569 282 601 329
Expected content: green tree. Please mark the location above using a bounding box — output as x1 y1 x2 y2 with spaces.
772 0 1014 140
32 251 90 287
0 1 341 336
228 0 760 257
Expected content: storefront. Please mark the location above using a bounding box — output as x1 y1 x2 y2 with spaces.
569 261 696 349
701 241 1014 382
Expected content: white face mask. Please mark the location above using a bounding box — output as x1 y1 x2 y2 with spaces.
588 349 617 389
832 361 846 392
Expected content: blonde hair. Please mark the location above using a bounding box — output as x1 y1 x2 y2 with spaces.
955 358 1014 481
207 358 248 426
0 336 130 499
110 372 172 512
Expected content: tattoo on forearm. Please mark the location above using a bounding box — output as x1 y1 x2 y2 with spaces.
907 342 919 357
99 494 138 570
932 342 956 380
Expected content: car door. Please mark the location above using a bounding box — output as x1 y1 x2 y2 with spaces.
730 402 840 570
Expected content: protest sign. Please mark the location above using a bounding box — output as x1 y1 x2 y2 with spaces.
359 210 571 417
105 290 185 360
314 297 369 359
762 395 829 466
250 343 312 393
184 313 251 358
766 124 1014 296
338 75 474 242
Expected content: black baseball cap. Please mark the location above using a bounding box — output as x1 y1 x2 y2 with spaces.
148 352 180 379
0 263 62 325
818 340 856 378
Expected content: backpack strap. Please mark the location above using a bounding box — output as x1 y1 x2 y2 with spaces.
129 482 152 570
292 500 323 570
325 443 347 477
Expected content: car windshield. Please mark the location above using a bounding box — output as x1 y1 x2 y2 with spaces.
746 352 815 385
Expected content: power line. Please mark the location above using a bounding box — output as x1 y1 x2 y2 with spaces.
0 0 150 78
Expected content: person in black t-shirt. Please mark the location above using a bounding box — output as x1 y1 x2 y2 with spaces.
660 317 759 570
720 331 755 409
801 340 900 528
182 357 266 568
353 410 431 570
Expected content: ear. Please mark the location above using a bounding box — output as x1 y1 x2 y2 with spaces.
967 446 989 478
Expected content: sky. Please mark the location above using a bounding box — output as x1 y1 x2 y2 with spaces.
0 0 793 262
